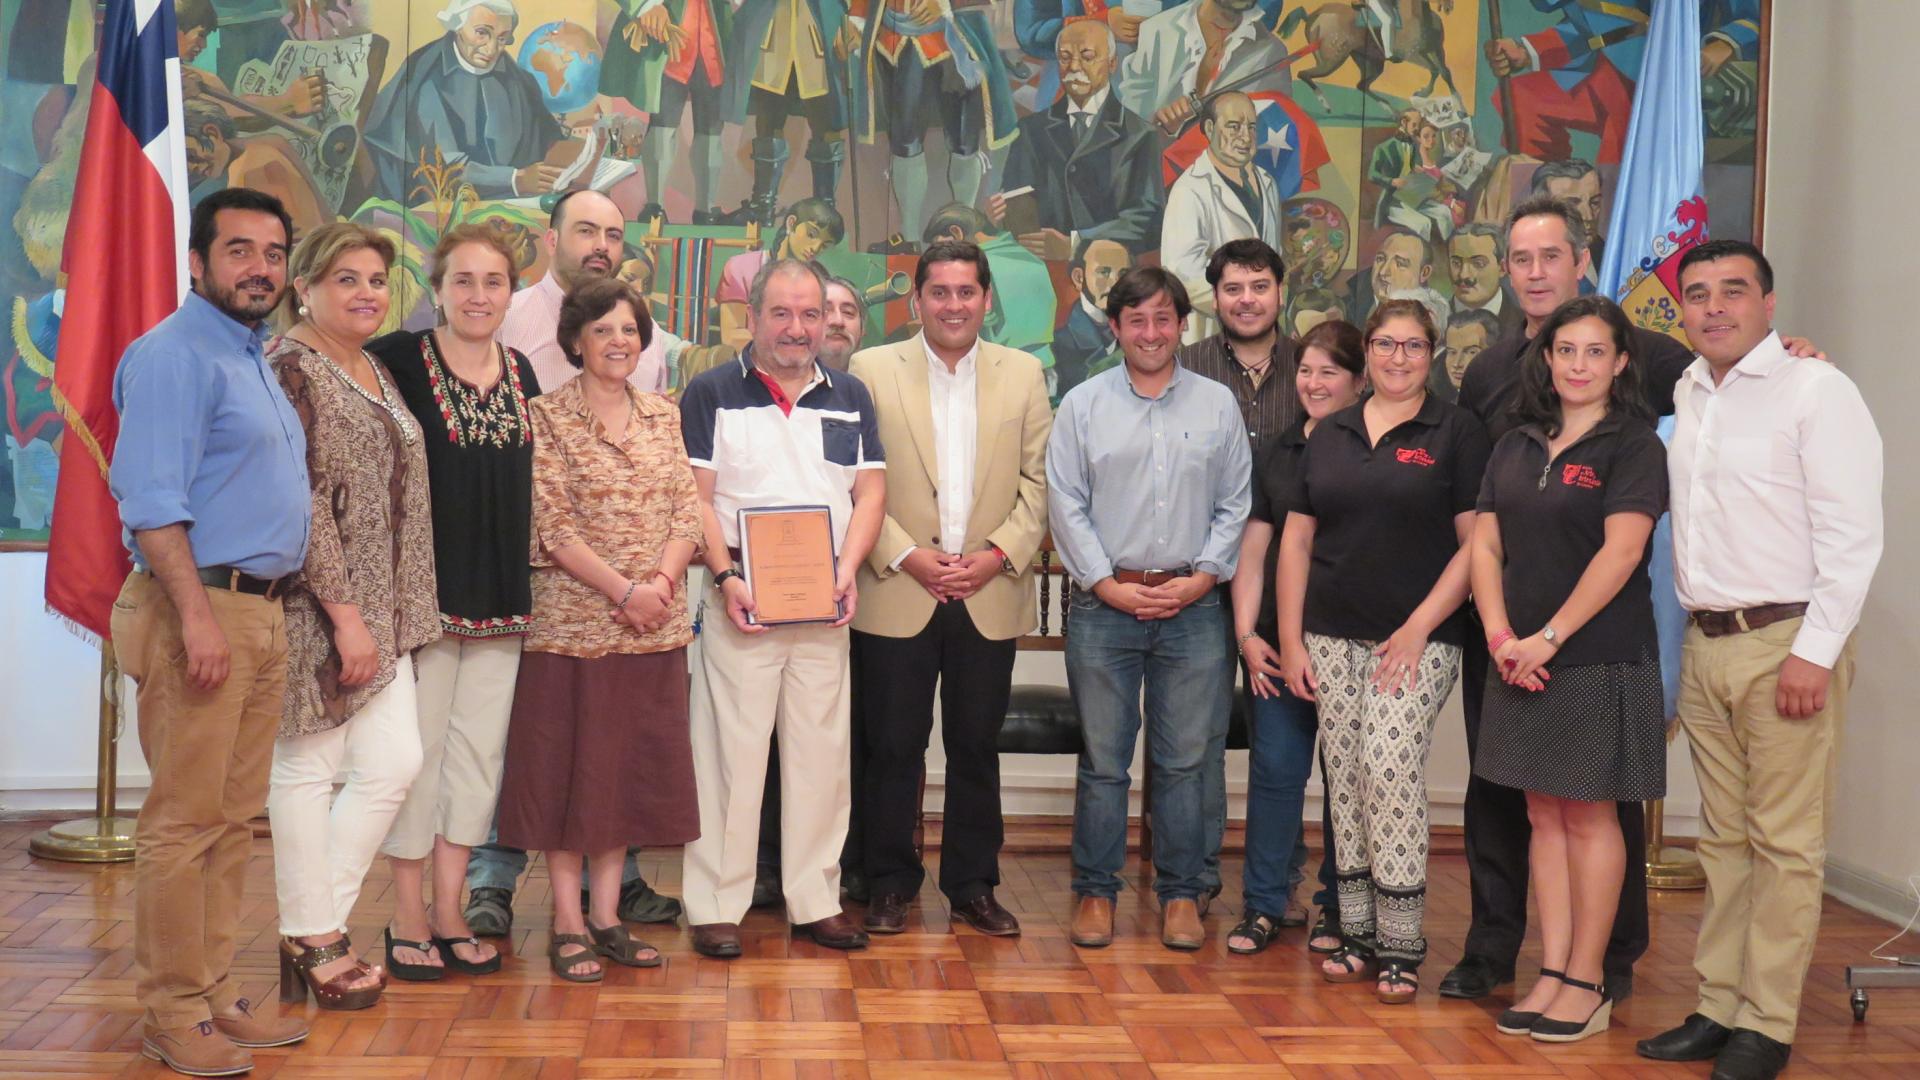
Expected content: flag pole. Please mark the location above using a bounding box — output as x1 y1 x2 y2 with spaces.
1645 797 1705 890
29 642 137 863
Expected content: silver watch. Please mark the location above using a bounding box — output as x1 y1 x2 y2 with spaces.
1541 625 1560 646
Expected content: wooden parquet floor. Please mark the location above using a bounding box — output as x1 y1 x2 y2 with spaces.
3 816 1917 1079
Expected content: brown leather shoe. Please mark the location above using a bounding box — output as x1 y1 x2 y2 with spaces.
691 922 743 958
863 893 912 934
1070 895 1114 948
951 893 1020 936
141 1021 253 1077
1162 898 1203 951
795 912 869 950
211 997 308 1048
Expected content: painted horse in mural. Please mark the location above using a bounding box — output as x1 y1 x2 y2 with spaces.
1279 0 1459 113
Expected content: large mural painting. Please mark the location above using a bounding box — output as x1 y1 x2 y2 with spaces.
0 0 1766 545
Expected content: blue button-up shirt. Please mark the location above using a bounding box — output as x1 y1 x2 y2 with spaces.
1046 362 1251 589
109 291 311 577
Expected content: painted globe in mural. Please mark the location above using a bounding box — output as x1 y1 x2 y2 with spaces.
517 21 602 116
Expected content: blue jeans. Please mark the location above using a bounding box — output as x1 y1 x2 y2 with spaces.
466 822 643 893
1066 590 1233 903
1242 683 1319 916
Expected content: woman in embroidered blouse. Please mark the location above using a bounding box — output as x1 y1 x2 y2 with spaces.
367 224 538 981
493 278 703 982
266 223 437 1010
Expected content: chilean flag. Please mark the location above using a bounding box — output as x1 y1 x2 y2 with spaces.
1161 91 1330 199
45 0 190 640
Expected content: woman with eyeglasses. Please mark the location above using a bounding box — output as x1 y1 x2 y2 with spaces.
1276 298 1490 1003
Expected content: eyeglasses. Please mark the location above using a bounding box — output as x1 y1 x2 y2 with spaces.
1368 336 1432 359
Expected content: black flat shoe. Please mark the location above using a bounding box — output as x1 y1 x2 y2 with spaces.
1709 1029 1791 1080
1636 1012 1733 1061
1495 967 1564 1035
382 928 445 982
1529 974 1611 1043
1438 955 1514 1000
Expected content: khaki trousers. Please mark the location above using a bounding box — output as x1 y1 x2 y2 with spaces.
682 583 851 927
381 634 523 858
1679 616 1854 1044
111 572 286 1030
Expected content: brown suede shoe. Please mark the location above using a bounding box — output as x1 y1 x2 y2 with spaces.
796 912 869 950
1070 895 1114 948
863 893 912 934
211 997 308 1048
1162 898 1204 951
141 1021 253 1077
951 893 1020 936
691 922 743 958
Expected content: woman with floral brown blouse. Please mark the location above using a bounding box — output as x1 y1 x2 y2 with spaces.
494 278 704 982
266 223 438 1010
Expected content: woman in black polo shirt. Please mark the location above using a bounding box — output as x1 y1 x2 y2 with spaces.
1227 320 1367 956
1276 299 1490 1003
1469 295 1666 1043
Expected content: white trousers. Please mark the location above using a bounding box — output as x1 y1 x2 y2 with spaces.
682 592 850 926
381 635 523 858
269 653 424 936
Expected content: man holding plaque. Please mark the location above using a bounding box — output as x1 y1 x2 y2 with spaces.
1047 266 1251 952
678 258 887 958
846 241 1053 937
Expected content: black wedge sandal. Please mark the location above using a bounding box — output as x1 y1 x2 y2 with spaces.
1496 967 1565 1035
1529 974 1612 1043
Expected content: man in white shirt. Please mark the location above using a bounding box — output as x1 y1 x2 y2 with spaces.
1162 92 1282 344
1115 0 1291 132
1637 240 1883 1080
845 242 1053 936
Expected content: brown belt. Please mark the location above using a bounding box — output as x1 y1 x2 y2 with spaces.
1690 602 1808 638
1111 566 1193 588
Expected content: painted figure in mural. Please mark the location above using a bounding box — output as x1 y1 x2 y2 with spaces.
1347 225 1447 326
363 0 565 200
1435 305 1497 399
1483 0 1761 164
1278 0 1455 112
1117 0 1293 133
921 204 1055 371
1530 158 1604 286
715 198 848 349
991 19 1162 260
183 98 333 240
1162 92 1283 344
1286 287 1345 338
1053 237 1130 400
175 0 327 129
844 0 1018 245
604 0 735 223
722 0 852 228
3 294 59 533
1447 222 1522 336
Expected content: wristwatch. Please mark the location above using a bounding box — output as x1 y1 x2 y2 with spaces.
990 544 1015 574
713 567 743 588
1541 625 1560 646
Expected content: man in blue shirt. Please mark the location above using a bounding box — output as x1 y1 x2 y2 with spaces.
106 188 312 1078
1047 266 1251 952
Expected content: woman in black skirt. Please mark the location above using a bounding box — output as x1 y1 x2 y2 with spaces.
1469 295 1667 1045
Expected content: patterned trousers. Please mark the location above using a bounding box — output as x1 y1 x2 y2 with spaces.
1307 633 1462 968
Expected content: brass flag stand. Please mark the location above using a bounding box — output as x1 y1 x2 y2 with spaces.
29 643 137 863
1645 796 1705 890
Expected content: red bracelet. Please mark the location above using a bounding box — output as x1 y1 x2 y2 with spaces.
652 570 676 599
1486 628 1515 655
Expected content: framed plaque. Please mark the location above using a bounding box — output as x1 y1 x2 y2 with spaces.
739 506 842 625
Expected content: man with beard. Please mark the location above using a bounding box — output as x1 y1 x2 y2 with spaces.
364 0 566 200
1054 238 1130 399
820 275 867 370
848 241 1052 939
992 19 1163 260
462 190 686 938
108 188 313 1077
1447 223 1522 337
1163 92 1283 344
679 258 886 958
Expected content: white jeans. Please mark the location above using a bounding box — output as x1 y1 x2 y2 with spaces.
269 654 424 936
381 635 523 859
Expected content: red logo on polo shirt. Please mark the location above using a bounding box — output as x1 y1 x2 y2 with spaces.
1395 447 1436 467
1562 464 1602 489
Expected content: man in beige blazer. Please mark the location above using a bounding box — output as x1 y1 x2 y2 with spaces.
848 241 1053 936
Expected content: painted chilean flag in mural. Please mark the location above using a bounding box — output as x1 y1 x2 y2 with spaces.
1596 0 1706 342
45 0 190 639
1161 92 1331 199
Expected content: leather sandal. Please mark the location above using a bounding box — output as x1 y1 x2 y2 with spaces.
1308 909 1342 953
1227 911 1281 955
588 920 663 968
431 931 502 976
1321 945 1376 984
383 927 445 982
549 933 604 983
1376 961 1419 1004
279 937 383 1010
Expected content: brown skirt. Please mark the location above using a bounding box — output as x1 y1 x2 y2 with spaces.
495 648 698 853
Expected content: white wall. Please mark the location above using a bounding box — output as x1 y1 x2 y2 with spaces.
1763 0 1920 924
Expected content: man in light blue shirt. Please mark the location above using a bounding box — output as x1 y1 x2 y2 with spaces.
1047 266 1250 951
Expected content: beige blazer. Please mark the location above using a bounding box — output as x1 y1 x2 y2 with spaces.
849 338 1052 640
